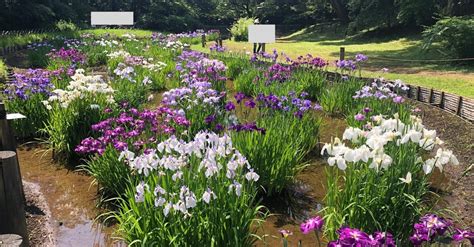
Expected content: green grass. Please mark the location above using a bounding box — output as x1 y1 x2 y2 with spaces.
0 29 154 50
0 59 6 80
80 29 154 38
0 32 60 49
192 26 474 98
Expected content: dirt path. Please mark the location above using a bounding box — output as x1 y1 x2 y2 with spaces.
18 144 123 246
415 102 474 227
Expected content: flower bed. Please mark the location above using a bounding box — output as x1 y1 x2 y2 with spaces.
5 30 471 246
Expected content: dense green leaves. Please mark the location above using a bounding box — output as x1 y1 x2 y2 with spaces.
1 0 473 33
422 16 474 59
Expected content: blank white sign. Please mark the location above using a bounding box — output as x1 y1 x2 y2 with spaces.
248 25 275 43
91 12 134 25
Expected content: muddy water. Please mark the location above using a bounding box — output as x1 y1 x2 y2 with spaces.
17 144 120 246
254 116 345 246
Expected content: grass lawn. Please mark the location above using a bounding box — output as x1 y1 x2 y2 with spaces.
0 59 6 80
192 25 474 98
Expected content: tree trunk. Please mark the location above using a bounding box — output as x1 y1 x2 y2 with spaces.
330 0 349 23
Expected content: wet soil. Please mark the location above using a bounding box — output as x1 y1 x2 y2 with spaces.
4 50 30 68
414 102 474 227
254 116 345 246
255 162 328 246
17 144 122 246
24 181 55 246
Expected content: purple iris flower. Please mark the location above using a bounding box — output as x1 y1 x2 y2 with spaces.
453 228 474 244
244 99 256 109
300 216 324 234
393 96 405 104
235 92 246 103
355 53 368 62
355 113 366 121
205 114 216 124
225 101 236 111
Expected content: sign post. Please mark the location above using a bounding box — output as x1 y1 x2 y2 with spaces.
248 24 275 53
91 12 134 26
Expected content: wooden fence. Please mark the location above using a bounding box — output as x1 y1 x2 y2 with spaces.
404 85 474 122
323 71 474 123
0 28 55 36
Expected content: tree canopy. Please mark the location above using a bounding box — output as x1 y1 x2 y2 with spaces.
1 0 473 31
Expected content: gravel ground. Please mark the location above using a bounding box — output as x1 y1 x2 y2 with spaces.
23 181 56 246
415 102 474 227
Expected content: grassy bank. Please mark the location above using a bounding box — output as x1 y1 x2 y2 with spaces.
0 59 6 80
192 28 474 98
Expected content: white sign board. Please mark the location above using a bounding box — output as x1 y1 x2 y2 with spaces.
91 12 134 26
248 25 275 43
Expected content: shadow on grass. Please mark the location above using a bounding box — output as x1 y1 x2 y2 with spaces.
278 24 347 42
329 44 474 74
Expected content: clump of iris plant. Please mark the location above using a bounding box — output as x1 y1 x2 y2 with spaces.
234 91 322 120
47 47 86 64
328 226 395 247
209 43 226 52
285 54 328 69
3 69 55 100
410 214 473 246
335 53 368 76
76 106 190 155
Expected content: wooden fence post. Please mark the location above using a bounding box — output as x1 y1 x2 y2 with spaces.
456 96 463 116
201 34 206 48
440 92 445 109
428 88 433 104
339 47 345 61
417 86 421 101
0 151 28 247
0 103 17 152
407 84 412 98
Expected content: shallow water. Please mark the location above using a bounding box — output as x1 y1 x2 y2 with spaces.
17 144 120 246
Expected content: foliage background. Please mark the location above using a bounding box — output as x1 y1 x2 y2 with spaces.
1 0 473 32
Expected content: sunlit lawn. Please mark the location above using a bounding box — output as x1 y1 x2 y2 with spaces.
192 34 474 98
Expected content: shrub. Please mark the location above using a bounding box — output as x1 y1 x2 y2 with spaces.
230 18 255 42
115 132 263 246
55 20 78 32
423 16 474 59
0 59 6 81
322 115 459 244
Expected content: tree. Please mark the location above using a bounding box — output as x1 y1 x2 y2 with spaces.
329 0 349 23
